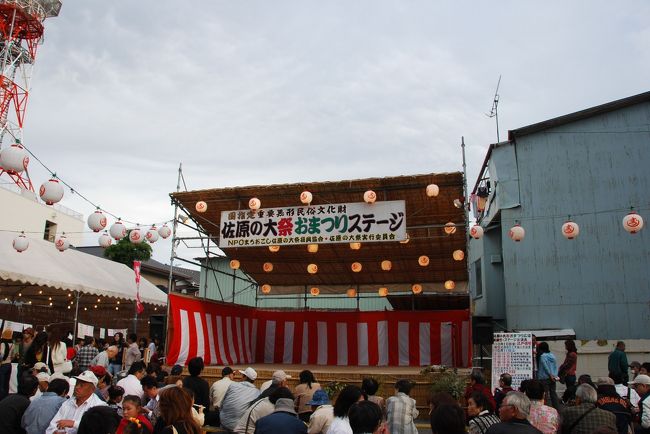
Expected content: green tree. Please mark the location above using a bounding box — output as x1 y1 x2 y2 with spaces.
104 233 152 268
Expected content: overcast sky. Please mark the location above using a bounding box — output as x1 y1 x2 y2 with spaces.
13 1 650 263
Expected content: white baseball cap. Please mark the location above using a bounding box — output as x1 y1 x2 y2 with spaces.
36 372 50 382
630 374 650 385
238 367 258 381
73 370 98 387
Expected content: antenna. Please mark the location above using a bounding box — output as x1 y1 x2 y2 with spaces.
486 75 501 142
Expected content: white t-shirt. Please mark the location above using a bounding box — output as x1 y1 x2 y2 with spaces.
327 416 353 434
116 374 144 400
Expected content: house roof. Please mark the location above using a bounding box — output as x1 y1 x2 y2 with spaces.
170 173 468 291
508 90 650 140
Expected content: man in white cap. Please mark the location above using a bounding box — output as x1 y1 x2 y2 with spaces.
219 367 260 431
31 371 51 401
630 374 650 432
259 370 291 393
45 370 106 434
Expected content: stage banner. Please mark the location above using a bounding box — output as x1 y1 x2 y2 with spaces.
166 294 471 367
491 332 534 392
219 200 406 248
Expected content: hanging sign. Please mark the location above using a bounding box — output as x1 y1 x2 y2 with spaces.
491 332 533 392
219 200 406 248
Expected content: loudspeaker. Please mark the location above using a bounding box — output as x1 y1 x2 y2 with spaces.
472 316 494 345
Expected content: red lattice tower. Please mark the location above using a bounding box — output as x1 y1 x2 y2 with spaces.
0 0 61 191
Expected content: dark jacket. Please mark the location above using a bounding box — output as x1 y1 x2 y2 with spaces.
0 393 32 434
485 419 543 434
255 411 307 434
182 376 210 409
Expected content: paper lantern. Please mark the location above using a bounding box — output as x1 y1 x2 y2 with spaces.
261 284 271 294
351 262 362 272
249 197 261 210
310 287 320 296
400 233 410 244
300 191 312 205
39 178 64 205
129 226 144 244
508 224 525 242
307 244 319 253
307 263 318 274
452 250 465 261
363 190 377 204
470 225 484 239
380 260 392 271
418 255 430 267
412 284 423 294
346 288 357 298
269 245 280 252
158 224 172 239
87 210 107 232
378 287 389 297
109 220 127 240
12 232 28 252
195 201 207 213
623 212 644 234
54 234 69 252
425 184 439 197
444 222 457 235
0 143 29 173
349 242 361 250
263 262 273 272
229 259 240 270
98 231 112 248
444 280 456 290
145 225 159 243
561 221 580 240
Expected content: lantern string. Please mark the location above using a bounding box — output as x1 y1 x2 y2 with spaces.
18 142 172 227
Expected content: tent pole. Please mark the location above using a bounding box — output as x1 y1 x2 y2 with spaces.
73 291 81 342
164 163 182 357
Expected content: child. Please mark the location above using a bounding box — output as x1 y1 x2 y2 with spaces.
117 395 153 434
108 385 125 416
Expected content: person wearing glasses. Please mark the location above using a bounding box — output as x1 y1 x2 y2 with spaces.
485 391 542 434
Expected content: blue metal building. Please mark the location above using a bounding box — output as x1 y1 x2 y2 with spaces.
469 91 650 339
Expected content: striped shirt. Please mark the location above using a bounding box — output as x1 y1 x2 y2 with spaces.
469 410 501 434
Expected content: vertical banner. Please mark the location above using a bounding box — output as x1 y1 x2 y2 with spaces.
166 294 470 367
491 332 533 392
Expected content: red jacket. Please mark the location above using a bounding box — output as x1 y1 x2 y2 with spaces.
116 415 153 434
464 383 497 412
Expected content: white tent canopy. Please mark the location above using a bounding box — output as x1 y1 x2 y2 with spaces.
0 231 167 306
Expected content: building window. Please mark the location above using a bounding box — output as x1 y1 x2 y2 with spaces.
44 220 57 242
473 259 483 298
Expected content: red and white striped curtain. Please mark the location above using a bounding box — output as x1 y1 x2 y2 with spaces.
166 294 471 367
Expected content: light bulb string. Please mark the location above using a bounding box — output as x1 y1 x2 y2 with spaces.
18 141 171 227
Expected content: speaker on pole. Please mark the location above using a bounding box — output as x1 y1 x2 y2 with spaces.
472 316 494 345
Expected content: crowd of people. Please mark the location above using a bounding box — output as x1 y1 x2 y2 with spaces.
1 330 649 434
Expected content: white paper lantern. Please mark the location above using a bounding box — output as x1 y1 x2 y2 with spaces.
0 143 29 173
426 184 439 197
509 224 525 242
623 212 644 234
39 178 64 205
268 245 280 252
310 287 320 296
87 210 107 232
412 284 423 294
381 260 392 271
146 225 159 243
346 288 357 298
418 255 430 267
229 259 240 270
129 226 144 244
378 287 389 297
195 201 207 213
261 284 271 294
12 232 29 252
109 220 126 240
453 250 465 261
351 262 362 272
300 191 312 205
349 242 361 250
363 190 377 204
263 262 273 272
98 231 112 248
444 222 457 235
158 224 172 239
307 244 319 253
249 197 261 210
444 280 456 290
470 225 484 239
561 221 580 239
54 234 69 252
307 263 318 274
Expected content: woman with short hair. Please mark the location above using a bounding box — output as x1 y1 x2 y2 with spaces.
467 391 500 434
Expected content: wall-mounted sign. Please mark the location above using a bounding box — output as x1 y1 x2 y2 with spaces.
219 200 406 248
491 332 533 392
